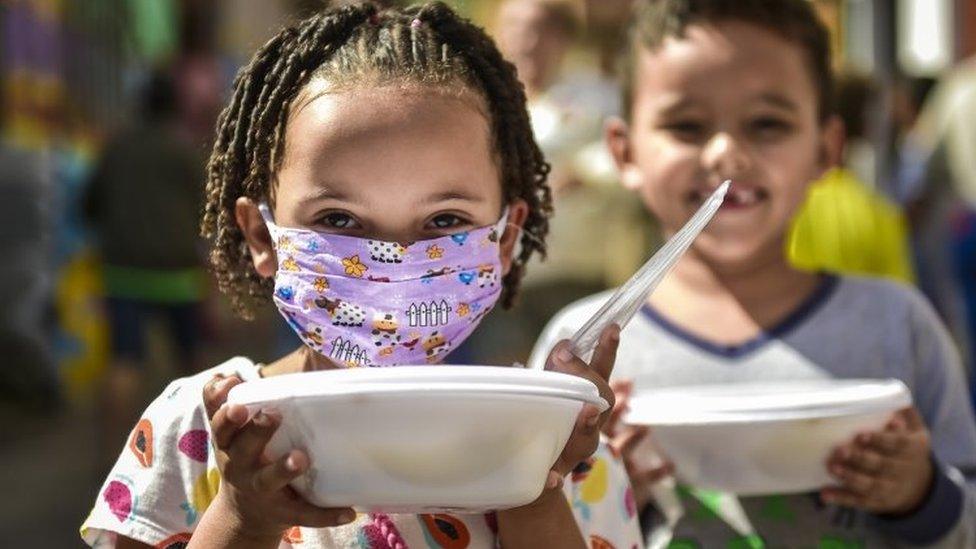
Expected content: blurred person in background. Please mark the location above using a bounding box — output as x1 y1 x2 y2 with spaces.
788 71 915 284
457 0 652 364
906 55 976 409
84 69 207 473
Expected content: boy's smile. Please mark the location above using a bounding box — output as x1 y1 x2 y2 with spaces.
610 20 839 271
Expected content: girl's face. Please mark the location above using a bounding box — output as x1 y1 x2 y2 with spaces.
608 21 840 272
237 84 528 278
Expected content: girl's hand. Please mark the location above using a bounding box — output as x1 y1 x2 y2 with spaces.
542 325 620 488
605 380 674 510
822 407 934 515
201 374 357 541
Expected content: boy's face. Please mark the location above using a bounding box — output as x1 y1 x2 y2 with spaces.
608 21 839 271
234 83 528 279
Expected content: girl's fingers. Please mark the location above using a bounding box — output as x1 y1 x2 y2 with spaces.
588 324 621 383
211 402 250 451
291 503 357 529
226 410 279 471
547 341 616 417
204 375 244 420
251 449 308 493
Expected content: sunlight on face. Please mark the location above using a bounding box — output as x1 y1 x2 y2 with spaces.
273 83 504 243
627 21 830 269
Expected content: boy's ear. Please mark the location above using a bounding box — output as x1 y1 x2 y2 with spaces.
499 199 529 276
820 114 846 171
605 116 643 190
235 197 278 278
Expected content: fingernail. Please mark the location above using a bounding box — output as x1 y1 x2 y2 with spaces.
556 347 574 363
609 327 620 342
546 471 559 489
585 408 601 427
285 454 300 472
215 376 235 392
253 410 270 427
338 511 356 524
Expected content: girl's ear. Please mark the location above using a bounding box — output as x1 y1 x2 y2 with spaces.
605 116 643 190
499 198 529 276
235 197 277 278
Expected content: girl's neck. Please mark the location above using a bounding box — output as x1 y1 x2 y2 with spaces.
649 243 821 345
260 346 340 378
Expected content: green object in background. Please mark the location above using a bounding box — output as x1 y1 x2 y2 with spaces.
103 265 205 303
128 0 178 62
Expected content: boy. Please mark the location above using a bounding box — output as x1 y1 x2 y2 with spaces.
531 0 976 546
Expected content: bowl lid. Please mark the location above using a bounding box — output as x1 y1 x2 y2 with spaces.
227 365 608 410
625 378 912 425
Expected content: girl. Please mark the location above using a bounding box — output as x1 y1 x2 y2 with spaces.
81 3 640 548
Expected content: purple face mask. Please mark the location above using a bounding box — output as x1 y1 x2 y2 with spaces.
259 204 508 367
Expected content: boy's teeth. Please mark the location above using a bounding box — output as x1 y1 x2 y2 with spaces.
730 188 759 205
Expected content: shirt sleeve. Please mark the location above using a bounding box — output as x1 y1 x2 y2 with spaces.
564 438 643 549
871 289 976 547
80 374 221 548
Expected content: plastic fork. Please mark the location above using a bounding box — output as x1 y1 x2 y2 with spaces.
569 180 731 358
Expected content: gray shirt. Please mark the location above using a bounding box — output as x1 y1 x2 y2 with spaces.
530 275 976 547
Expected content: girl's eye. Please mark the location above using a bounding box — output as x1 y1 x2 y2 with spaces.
321 212 359 229
428 214 466 230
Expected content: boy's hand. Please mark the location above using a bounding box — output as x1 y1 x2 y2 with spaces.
201 374 356 540
605 380 674 510
822 407 934 515
542 325 619 489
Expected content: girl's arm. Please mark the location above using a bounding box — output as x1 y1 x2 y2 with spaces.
496 487 586 548
186 492 283 549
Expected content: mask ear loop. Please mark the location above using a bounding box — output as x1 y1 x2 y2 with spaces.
257 203 276 226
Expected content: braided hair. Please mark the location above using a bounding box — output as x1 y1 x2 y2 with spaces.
201 1 551 318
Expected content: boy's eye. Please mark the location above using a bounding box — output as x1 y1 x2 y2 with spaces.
321 212 359 229
749 117 792 138
662 120 706 141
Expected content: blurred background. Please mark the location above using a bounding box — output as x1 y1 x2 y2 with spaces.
2 0 976 545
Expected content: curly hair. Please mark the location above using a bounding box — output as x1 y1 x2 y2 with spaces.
201 1 551 319
622 0 833 123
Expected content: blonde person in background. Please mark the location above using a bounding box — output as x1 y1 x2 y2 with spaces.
458 0 654 365
788 72 915 284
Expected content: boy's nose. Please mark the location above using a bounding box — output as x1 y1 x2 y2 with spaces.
702 132 751 180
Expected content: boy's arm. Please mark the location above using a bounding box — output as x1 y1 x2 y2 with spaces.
870 292 976 547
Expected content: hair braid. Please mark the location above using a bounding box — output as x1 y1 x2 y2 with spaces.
203 1 552 316
414 2 552 307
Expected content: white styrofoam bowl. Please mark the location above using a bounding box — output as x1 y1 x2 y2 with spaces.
227 366 607 513
623 379 912 496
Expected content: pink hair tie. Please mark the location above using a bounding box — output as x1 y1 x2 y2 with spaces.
411 18 422 28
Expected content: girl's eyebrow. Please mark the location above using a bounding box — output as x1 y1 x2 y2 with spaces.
299 186 355 203
422 190 483 204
